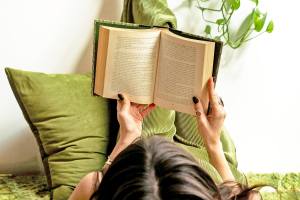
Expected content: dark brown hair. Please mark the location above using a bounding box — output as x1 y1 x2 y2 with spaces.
91 136 260 200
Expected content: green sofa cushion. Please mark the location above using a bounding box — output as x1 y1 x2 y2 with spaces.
5 68 176 199
142 108 176 138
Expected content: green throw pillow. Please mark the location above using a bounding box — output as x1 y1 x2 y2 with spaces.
5 68 176 199
5 68 115 200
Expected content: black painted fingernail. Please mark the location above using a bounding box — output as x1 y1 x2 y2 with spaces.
118 93 124 101
219 97 224 107
192 96 199 104
213 76 217 83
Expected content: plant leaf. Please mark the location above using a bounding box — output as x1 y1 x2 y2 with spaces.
230 10 254 45
216 19 225 25
224 0 231 13
204 25 211 34
250 0 259 6
266 20 274 33
225 0 240 10
253 8 267 32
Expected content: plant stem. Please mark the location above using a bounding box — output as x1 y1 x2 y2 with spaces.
196 0 272 49
244 31 266 42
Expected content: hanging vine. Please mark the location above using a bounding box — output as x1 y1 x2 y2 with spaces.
195 0 273 49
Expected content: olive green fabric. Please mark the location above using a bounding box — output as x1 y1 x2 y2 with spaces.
142 108 176 138
5 68 113 200
121 0 177 28
0 175 49 199
175 112 239 168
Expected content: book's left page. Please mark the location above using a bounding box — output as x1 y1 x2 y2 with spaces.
94 26 161 104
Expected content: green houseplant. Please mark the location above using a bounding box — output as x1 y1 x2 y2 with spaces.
183 0 274 49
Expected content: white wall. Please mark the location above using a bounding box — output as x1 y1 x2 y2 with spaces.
0 0 299 174
0 0 123 174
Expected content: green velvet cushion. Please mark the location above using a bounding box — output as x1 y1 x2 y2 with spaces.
142 108 176 138
174 112 244 182
5 68 176 199
5 68 113 200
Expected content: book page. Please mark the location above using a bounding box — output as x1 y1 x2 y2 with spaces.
154 30 215 115
102 26 161 104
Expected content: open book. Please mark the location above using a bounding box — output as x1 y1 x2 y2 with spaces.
92 20 223 115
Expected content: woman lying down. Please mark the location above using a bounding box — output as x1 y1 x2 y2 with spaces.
69 77 261 200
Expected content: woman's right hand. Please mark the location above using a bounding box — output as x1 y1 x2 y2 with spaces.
192 77 226 149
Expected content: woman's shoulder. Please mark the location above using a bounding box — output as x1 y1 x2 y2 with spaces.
68 171 102 200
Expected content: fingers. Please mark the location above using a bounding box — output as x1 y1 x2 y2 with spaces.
117 93 156 118
207 77 226 119
192 96 209 129
140 103 156 118
135 103 146 111
208 77 219 107
117 93 130 112
192 96 204 114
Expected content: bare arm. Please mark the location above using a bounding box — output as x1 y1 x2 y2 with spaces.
68 171 102 200
193 77 234 182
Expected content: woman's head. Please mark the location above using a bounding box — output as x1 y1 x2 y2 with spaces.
91 136 259 200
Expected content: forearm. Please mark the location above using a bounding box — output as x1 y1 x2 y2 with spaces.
102 127 141 174
101 140 130 174
112 123 142 158
206 141 235 182
109 139 131 161
118 124 142 146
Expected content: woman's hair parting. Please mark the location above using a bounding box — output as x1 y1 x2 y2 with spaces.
91 136 261 200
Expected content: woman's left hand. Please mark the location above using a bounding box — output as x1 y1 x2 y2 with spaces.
193 77 226 149
117 93 156 144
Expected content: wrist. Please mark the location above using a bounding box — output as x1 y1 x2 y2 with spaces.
109 140 131 161
119 125 142 144
119 123 142 135
116 138 134 148
205 141 223 156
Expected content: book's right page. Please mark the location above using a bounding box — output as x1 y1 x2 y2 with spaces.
154 30 215 115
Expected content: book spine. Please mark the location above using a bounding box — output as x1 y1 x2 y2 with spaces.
92 20 99 96
212 42 223 84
